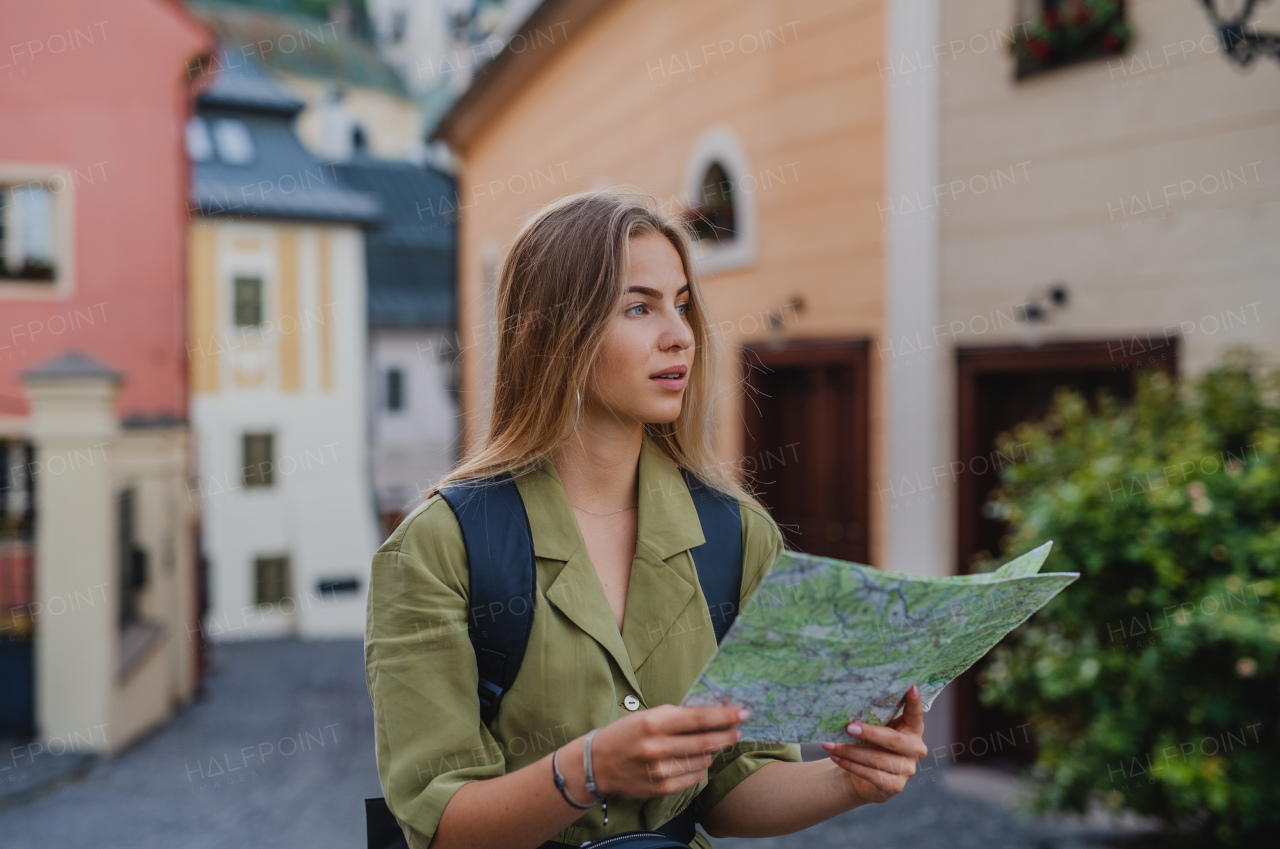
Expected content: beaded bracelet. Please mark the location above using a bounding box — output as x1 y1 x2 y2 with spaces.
551 746 595 811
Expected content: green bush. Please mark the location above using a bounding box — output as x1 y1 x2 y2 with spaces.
978 352 1280 845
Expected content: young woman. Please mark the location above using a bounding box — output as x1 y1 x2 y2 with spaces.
364 188 927 849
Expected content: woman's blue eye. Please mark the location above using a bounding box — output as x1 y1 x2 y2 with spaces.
625 302 688 316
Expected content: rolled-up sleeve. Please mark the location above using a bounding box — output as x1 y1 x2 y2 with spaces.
365 498 504 849
689 501 802 823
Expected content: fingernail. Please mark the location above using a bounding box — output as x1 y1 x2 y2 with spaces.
847 723 862 736
910 685 919 698
820 742 835 752
734 729 742 741
738 709 750 721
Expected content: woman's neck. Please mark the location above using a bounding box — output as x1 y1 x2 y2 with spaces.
550 419 644 512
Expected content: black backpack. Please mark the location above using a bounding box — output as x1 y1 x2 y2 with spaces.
366 467 744 849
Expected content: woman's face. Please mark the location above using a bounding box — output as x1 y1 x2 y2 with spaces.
586 233 696 427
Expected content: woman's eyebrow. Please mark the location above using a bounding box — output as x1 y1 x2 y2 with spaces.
624 284 691 298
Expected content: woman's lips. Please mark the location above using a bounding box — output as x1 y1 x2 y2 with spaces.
651 375 686 390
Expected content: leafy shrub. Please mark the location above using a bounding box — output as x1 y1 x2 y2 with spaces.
978 352 1280 845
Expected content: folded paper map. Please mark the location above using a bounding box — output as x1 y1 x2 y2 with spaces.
680 541 1077 743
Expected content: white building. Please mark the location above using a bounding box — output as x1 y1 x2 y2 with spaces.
188 50 383 640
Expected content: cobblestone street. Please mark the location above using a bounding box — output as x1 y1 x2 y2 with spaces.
0 639 1138 848
0 639 382 849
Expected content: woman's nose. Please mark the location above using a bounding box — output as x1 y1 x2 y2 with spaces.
663 308 695 349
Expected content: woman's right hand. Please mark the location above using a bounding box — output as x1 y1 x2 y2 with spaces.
587 704 748 798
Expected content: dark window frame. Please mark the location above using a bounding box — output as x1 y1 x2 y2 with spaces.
117 487 148 629
0 183 58 282
254 555 291 607
233 275 264 327
386 367 405 412
242 432 275 488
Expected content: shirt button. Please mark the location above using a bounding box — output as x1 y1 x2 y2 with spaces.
623 695 641 711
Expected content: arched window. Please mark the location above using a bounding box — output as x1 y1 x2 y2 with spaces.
682 128 756 273
689 162 736 243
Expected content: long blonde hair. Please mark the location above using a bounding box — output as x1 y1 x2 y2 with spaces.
426 186 764 510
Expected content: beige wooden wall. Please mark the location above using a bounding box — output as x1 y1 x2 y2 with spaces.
452 0 887 563
938 0 1280 372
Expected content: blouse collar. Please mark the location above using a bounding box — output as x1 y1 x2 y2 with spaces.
514 434 708 565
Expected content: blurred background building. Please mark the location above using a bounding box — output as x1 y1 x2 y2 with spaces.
331 156 460 537
0 0 471 743
186 47 384 641
889 0 1280 753
0 0 212 753
188 0 429 163
364 0 540 143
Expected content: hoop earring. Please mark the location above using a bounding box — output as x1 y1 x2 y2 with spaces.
574 390 581 430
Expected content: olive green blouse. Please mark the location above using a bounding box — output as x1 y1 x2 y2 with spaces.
364 436 801 848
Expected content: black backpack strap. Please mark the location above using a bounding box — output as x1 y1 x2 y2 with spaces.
679 468 743 644
365 797 409 849
437 473 536 726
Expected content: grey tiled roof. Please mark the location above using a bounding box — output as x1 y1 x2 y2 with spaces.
332 158 456 328
22 350 122 381
190 47 382 224
194 49 305 115
192 173 381 221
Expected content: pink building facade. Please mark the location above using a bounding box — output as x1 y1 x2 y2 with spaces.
0 0 214 750
0 0 211 420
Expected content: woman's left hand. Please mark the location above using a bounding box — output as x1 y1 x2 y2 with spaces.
820 684 928 804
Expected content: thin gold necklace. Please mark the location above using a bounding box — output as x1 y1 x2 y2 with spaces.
569 502 637 516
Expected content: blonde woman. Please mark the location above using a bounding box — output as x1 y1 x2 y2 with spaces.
364 188 927 849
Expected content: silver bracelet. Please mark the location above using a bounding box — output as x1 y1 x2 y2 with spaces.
551 747 594 810
583 728 609 825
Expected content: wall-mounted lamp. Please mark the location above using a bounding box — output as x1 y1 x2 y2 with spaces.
762 295 804 348
1016 283 1068 347
766 295 805 332
1198 0 1280 67
1016 283 1069 324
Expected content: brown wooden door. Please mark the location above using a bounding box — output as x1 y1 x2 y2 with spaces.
741 339 870 563
953 338 1178 761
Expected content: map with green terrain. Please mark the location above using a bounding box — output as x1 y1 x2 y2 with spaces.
680 542 1077 743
